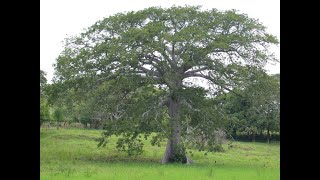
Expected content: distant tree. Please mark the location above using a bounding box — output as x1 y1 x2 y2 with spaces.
40 70 47 93
53 6 279 163
40 70 50 126
40 97 50 126
215 72 280 142
245 73 280 143
53 108 64 129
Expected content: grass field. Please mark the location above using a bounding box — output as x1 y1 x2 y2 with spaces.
40 128 279 179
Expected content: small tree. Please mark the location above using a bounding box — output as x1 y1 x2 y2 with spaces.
40 97 50 126
53 108 64 129
40 69 50 126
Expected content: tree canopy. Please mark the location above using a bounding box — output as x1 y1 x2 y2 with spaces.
214 73 280 142
53 6 279 163
40 70 50 126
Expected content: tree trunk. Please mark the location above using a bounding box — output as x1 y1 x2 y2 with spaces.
252 133 256 142
233 128 237 140
267 127 270 144
64 121 68 128
161 97 187 164
92 119 98 129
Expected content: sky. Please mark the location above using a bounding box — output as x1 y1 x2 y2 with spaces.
41 0 280 83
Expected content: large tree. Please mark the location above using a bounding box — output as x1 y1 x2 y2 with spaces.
54 6 279 163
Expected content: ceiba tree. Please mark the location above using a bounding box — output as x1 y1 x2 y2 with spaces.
54 6 279 163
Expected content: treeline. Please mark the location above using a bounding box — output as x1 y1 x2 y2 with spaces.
40 70 279 142
213 73 280 143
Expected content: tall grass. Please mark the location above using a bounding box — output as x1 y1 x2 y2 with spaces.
40 128 279 179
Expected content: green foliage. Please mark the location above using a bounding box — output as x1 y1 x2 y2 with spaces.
40 70 47 92
40 97 50 125
53 107 64 122
52 6 279 158
116 135 144 156
214 72 280 141
40 70 51 126
79 116 91 125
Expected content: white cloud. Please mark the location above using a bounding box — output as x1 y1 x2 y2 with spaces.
41 0 280 83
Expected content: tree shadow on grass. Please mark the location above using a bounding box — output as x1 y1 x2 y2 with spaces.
76 154 161 164
75 154 227 167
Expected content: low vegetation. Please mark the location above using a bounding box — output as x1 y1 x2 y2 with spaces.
40 128 279 179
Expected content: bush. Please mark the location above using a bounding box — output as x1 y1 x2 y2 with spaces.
80 116 91 125
231 132 280 142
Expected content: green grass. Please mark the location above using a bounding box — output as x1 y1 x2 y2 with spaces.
40 128 279 179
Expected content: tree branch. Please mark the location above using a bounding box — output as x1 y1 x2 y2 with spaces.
184 72 243 97
175 46 187 56
164 45 178 69
139 54 165 75
185 66 209 74
164 45 171 54
143 54 161 64
137 66 161 77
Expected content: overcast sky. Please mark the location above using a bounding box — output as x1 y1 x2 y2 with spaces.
40 0 280 83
